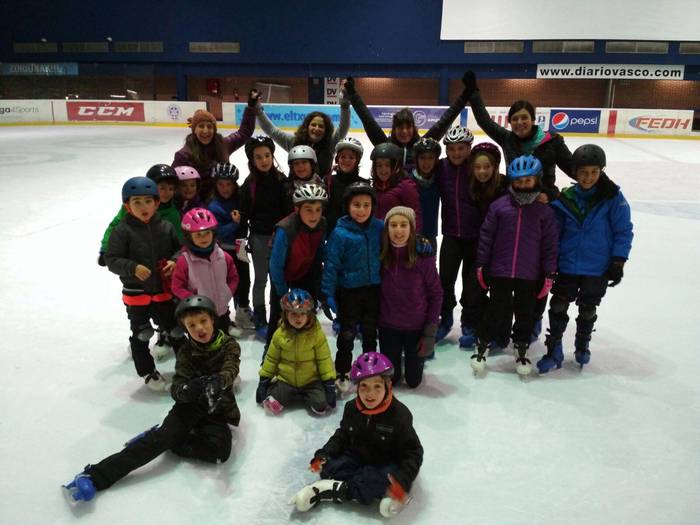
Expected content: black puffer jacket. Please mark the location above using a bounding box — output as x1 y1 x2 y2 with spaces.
171 330 242 426
105 214 181 294
316 396 423 491
239 171 290 236
323 168 369 233
469 91 574 200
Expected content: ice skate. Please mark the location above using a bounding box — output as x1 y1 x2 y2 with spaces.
62 472 96 505
530 318 542 342
151 328 171 361
227 323 242 338
514 343 532 376
435 310 453 343
471 340 489 373
234 307 255 330
335 374 351 394
144 370 167 391
288 479 347 512
262 395 284 415
574 338 591 368
123 425 158 447
253 307 268 339
379 496 410 518
458 325 476 349
537 339 564 374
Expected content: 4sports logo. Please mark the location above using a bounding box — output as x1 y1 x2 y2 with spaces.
549 110 600 132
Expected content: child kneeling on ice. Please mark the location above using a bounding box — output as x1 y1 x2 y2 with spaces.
256 288 336 415
289 352 423 517
63 295 241 504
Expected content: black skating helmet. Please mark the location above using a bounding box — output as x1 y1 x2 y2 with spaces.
245 135 275 160
370 142 403 163
146 164 178 185
342 181 376 213
175 295 217 322
573 144 606 170
412 137 442 158
212 162 240 182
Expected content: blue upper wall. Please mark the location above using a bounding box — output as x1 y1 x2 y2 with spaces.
2 0 699 79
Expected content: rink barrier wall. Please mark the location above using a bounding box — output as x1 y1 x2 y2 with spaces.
1 100 698 140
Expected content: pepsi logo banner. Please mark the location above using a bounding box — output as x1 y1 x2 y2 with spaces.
549 109 601 133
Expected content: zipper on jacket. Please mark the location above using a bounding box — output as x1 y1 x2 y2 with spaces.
454 164 461 237
511 207 523 278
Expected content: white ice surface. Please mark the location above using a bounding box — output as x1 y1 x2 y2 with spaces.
0 126 699 525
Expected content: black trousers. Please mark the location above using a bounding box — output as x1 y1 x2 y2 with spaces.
335 285 380 375
477 277 538 346
86 403 232 491
223 248 251 309
125 299 183 377
378 327 424 388
321 453 395 505
439 236 480 323
547 274 608 344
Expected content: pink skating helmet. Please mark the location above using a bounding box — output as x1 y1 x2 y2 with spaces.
350 352 394 384
181 208 218 232
174 165 200 181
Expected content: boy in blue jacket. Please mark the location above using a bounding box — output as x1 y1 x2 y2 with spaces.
321 182 384 392
537 144 633 373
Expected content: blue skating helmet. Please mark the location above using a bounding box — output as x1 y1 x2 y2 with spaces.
122 176 159 203
508 155 542 179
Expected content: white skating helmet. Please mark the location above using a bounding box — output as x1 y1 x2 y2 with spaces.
443 126 474 145
292 182 328 206
288 145 318 164
334 137 364 160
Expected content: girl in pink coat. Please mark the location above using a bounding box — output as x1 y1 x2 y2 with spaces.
172 208 239 335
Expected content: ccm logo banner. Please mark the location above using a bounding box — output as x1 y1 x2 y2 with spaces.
66 101 145 121
549 109 601 133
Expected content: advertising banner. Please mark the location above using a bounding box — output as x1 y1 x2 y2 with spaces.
615 109 694 135
537 64 684 80
66 101 145 122
233 103 464 131
146 101 205 124
549 109 601 133
0 63 78 76
0 100 53 123
324 78 341 105
468 107 550 134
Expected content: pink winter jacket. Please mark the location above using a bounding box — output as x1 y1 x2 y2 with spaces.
172 246 239 316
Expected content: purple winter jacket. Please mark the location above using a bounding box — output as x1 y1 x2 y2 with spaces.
477 193 559 280
374 176 423 232
435 158 481 240
379 246 443 331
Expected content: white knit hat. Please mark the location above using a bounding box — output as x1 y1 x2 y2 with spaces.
384 206 416 230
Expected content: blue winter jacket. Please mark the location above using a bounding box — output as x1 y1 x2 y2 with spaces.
321 215 383 298
551 176 633 276
208 195 245 249
410 169 440 243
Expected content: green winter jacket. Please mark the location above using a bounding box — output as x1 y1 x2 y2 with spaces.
100 201 183 252
171 330 242 426
260 319 335 387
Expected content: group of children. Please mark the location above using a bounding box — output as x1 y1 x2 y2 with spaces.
65 81 634 516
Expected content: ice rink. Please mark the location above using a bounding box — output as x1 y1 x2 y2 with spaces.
1 124 699 525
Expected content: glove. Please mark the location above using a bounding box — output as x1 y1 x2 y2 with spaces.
606 259 625 287
309 453 329 473
256 377 271 404
415 236 434 256
462 70 478 96
323 380 336 409
203 374 223 413
536 277 554 299
338 87 348 106
417 323 438 358
97 252 106 267
247 89 260 108
476 267 488 291
175 376 206 403
325 297 338 316
344 76 356 96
